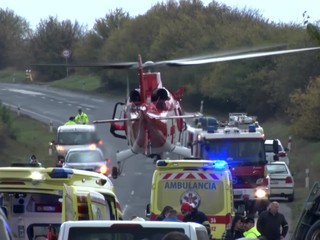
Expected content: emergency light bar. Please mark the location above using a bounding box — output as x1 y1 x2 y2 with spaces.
157 160 228 170
48 168 73 178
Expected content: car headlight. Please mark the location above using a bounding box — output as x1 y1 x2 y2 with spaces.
56 145 64 152
255 188 267 198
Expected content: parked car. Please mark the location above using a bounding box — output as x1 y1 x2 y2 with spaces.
265 139 290 166
267 161 294 202
62 148 109 175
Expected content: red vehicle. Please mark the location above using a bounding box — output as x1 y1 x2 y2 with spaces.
183 113 277 216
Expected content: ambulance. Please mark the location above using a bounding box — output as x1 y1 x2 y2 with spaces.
147 159 233 240
0 164 122 240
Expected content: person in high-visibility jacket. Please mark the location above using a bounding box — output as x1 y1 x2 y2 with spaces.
64 116 76 125
75 108 89 124
243 217 263 239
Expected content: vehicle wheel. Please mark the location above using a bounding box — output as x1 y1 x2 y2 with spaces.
288 192 295 202
305 220 320 240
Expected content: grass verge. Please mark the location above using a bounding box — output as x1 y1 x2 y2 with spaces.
0 112 56 167
49 74 101 92
0 68 26 83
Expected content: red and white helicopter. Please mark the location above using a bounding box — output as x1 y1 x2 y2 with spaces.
91 45 320 170
93 55 200 165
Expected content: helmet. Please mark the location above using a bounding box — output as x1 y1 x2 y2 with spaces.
180 202 192 212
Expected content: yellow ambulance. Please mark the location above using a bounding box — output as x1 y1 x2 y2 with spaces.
0 164 122 240
147 159 234 240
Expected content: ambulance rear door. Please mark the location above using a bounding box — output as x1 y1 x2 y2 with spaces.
87 191 110 220
153 166 232 239
62 184 110 222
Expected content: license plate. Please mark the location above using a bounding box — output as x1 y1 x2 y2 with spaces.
271 181 279 184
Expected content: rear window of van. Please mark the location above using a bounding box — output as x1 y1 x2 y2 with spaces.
57 132 98 145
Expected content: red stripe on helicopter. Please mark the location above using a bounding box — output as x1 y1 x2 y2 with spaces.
160 172 218 180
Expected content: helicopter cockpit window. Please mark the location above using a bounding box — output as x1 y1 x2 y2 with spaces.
129 90 141 103
153 89 170 101
152 89 170 110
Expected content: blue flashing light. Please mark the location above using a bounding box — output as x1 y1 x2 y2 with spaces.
49 168 73 178
213 160 227 170
156 160 168 167
248 124 256 132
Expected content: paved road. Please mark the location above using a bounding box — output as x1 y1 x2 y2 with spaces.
0 83 294 236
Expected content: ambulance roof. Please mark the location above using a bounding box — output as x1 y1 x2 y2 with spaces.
0 166 115 194
155 159 229 171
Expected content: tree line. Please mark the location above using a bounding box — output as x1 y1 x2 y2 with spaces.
1 0 320 139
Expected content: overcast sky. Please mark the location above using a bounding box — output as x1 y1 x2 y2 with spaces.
0 0 319 29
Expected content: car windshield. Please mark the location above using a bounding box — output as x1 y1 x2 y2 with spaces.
57 132 97 145
201 139 266 164
66 151 103 163
267 164 288 174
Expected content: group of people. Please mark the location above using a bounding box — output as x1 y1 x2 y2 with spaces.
64 108 89 125
222 201 288 240
156 202 211 236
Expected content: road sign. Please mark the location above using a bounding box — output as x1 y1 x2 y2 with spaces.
62 49 70 58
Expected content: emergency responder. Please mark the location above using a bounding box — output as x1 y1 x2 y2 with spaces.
156 205 174 221
180 202 211 236
257 201 288 240
64 116 76 125
243 217 262 239
221 214 245 240
75 108 89 124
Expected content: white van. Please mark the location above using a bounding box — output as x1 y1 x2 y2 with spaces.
51 124 104 166
58 220 210 240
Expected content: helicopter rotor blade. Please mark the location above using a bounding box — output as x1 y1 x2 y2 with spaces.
31 45 320 70
148 43 287 67
164 46 320 66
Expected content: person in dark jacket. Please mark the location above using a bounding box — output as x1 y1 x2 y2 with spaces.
257 201 288 240
156 206 173 221
181 202 211 235
221 214 245 240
